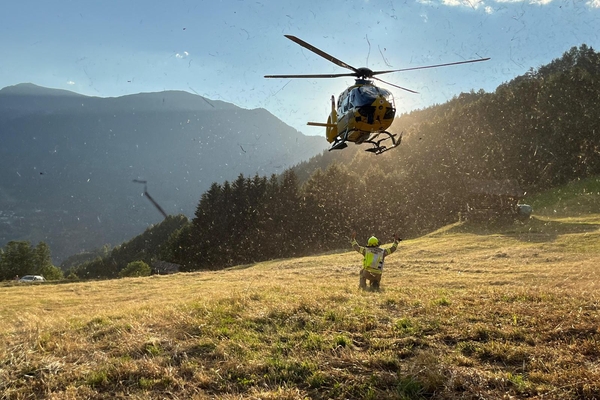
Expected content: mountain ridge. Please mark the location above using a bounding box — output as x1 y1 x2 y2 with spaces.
0 83 327 262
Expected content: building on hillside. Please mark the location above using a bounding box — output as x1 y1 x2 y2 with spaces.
462 179 529 221
152 260 181 275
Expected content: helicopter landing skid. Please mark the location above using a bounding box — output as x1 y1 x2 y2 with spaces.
328 130 402 155
328 129 353 151
364 131 402 155
329 140 348 151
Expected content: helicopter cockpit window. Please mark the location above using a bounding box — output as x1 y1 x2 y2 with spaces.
379 87 395 107
353 86 394 107
378 88 394 101
342 95 350 112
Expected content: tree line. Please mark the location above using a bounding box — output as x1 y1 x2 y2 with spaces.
68 163 406 277
69 214 188 279
0 241 63 281
162 166 406 271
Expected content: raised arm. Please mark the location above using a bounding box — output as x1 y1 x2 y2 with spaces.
350 231 362 253
386 233 401 255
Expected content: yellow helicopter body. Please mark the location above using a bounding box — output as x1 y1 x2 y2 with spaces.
265 35 489 155
308 80 399 153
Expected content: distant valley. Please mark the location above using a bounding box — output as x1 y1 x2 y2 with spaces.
0 83 327 262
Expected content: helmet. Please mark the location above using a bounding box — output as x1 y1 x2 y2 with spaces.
367 236 379 247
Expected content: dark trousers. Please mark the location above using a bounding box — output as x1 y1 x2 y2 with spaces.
359 269 382 289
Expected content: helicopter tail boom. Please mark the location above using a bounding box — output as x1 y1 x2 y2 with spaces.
308 121 338 143
307 122 336 127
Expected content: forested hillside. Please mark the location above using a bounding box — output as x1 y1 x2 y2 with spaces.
70 215 188 278
72 45 600 278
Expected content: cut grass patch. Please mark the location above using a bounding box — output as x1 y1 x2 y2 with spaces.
1 212 600 399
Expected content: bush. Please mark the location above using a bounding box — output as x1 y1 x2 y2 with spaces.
38 264 64 281
66 272 79 281
119 261 151 278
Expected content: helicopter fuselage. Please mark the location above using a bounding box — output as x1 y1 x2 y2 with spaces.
327 80 396 144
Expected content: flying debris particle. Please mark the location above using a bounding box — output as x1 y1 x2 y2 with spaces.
267 81 291 99
188 86 215 108
133 179 168 219
365 34 371 67
379 45 392 67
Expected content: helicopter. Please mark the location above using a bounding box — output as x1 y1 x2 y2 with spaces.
265 35 490 155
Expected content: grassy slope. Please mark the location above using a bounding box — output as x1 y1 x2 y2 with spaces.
1 186 600 399
527 176 600 217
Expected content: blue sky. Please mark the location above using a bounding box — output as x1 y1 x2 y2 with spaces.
1 0 599 134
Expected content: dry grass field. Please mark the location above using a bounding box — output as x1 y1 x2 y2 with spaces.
1 215 600 399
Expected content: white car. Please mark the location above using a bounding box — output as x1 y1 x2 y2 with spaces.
19 275 46 282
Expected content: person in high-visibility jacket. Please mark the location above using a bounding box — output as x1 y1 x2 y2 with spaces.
351 231 400 290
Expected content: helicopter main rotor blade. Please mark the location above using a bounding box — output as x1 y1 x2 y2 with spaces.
372 76 419 94
264 73 356 79
284 35 359 73
371 57 491 76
